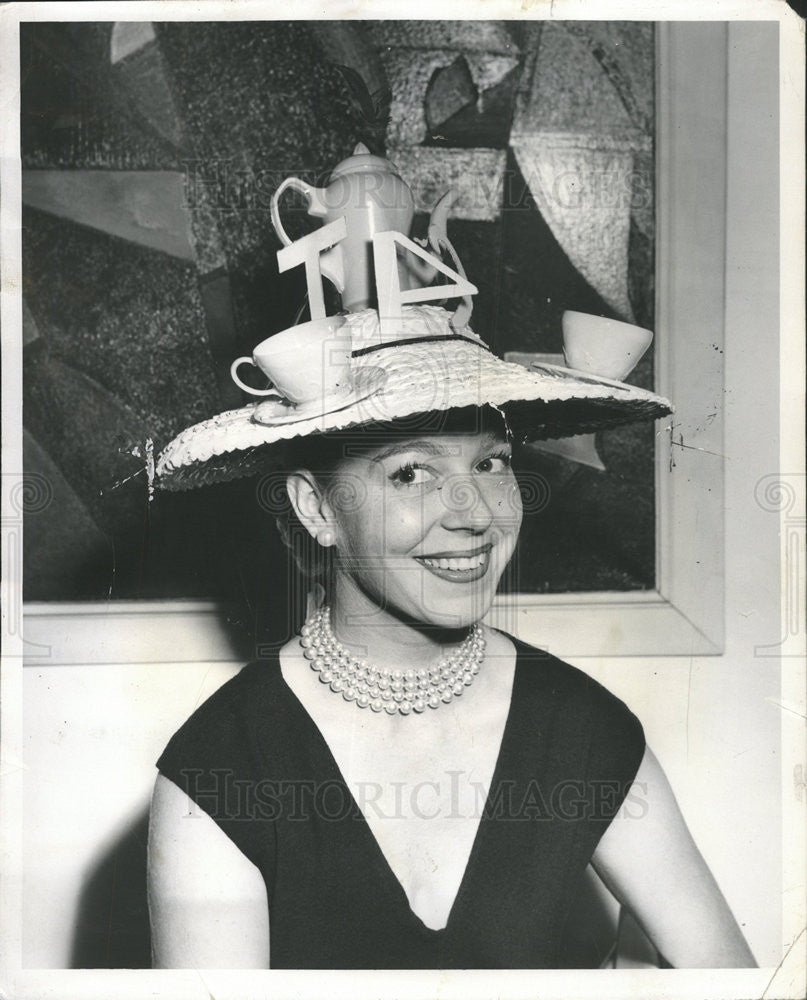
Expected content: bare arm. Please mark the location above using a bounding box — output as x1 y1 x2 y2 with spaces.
592 745 756 968
147 773 270 969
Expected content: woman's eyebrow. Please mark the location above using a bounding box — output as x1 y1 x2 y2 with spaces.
479 430 509 449
370 432 507 464
370 440 448 463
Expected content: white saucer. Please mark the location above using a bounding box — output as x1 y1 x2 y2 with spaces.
527 361 634 393
251 366 387 426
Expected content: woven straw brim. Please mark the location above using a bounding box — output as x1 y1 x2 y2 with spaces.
156 335 672 491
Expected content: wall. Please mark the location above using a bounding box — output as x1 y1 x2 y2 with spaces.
23 658 241 968
588 20 784 966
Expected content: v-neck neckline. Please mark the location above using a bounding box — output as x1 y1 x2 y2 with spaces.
272 646 522 936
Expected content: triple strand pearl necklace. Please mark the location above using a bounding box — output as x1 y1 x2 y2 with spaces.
298 605 486 716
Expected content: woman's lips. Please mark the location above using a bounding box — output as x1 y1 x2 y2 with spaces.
414 546 492 583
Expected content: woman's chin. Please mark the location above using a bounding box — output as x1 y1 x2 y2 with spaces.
337 567 502 632
406 591 496 631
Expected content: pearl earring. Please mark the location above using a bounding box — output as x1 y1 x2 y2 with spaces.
317 529 335 548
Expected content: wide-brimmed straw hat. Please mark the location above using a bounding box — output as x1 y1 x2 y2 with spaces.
155 304 672 491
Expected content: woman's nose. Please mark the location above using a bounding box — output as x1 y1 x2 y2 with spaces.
439 475 495 531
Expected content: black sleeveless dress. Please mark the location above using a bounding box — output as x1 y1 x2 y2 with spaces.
156 635 645 968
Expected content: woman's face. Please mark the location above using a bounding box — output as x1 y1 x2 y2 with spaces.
325 426 523 629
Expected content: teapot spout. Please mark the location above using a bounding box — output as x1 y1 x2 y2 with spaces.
404 188 461 285
427 188 460 253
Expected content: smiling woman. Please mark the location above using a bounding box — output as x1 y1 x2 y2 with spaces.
147 291 753 968
282 406 522 634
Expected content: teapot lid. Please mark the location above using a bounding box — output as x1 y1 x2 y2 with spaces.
328 142 403 181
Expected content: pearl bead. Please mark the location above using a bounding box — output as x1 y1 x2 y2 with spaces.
301 605 485 717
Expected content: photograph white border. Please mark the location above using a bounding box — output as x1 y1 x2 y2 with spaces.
2 2 804 999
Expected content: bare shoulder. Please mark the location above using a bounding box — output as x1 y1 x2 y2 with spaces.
148 773 265 899
147 773 270 968
592 746 756 968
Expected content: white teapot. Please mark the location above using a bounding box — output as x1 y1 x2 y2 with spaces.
270 142 457 312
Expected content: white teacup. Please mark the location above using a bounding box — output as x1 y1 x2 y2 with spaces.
561 311 653 381
230 314 351 403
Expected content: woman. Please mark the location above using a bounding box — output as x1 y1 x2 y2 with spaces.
148 292 755 966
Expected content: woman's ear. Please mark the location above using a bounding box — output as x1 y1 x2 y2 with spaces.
285 472 338 548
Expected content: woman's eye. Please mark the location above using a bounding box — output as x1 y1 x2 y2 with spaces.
476 452 512 474
389 463 436 487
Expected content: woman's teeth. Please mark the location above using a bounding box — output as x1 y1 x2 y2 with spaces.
421 553 487 571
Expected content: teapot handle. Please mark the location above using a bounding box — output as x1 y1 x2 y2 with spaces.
270 177 328 247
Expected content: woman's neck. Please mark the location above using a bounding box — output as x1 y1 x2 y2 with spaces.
323 574 470 672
